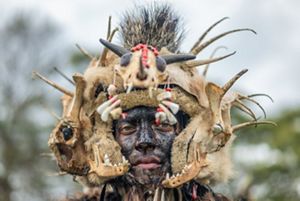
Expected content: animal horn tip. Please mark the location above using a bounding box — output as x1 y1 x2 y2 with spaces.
248 29 257 34
99 38 106 44
242 68 249 73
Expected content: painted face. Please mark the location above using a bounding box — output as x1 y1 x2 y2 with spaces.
114 107 182 186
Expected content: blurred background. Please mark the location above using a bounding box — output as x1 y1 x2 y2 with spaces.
0 0 299 200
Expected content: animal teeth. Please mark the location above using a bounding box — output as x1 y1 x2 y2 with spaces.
155 111 167 123
126 83 133 94
101 99 121 122
107 84 117 96
158 104 177 125
104 154 110 165
114 164 117 167
182 169 185 174
166 173 170 179
157 91 172 101
97 95 118 115
171 175 175 179
162 100 180 114
176 173 180 177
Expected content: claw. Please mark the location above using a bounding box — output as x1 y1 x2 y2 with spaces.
162 148 207 188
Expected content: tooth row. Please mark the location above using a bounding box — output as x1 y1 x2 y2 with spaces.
165 165 190 180
103 154 129 167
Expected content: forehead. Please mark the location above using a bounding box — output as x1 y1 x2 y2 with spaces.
122 106 156 122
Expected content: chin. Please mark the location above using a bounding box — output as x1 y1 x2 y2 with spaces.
130 164 169 186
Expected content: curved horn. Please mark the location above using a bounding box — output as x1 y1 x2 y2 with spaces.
161 54 196 64
99 38 129 57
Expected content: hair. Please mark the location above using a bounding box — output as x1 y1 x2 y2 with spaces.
119 3 185 52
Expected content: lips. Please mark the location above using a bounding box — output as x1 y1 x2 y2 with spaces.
133 156 161 170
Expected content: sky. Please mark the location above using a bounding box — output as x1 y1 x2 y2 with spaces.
1 1 299 199
1 0 300 117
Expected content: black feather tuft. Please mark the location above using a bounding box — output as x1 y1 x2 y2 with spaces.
119 3 185 52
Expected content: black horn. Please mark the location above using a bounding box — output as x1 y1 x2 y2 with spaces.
161 54 196 64
99 38 129 57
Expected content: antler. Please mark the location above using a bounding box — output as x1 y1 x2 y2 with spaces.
32 71 74 97
184 51 235 68
190 17 229 52
100 16 119 66
75 43 93 60
203 46 228 77
191 28 256 55
232 121 277 132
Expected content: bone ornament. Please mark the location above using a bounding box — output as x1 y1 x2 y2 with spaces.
96 95 122 122
88 144 129 178
99 39 196 91
41 15 276 189
162 147 208 188
155 89 180 125
48 74 90 176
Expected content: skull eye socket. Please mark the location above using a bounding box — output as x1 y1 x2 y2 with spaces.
95 83 107 98
156 56 167 72
61 126 73 141
120 53 132 67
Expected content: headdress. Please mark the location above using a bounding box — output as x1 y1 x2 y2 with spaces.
35 5 275 188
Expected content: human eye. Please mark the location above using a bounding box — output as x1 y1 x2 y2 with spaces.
118 123 136 135
153 123 175 133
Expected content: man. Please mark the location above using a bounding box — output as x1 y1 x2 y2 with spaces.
110 106 230 200
44 3 273 201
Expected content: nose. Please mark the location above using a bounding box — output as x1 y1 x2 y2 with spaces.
135 122 156 153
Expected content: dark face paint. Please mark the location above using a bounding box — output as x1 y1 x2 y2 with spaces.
114 107 180 186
